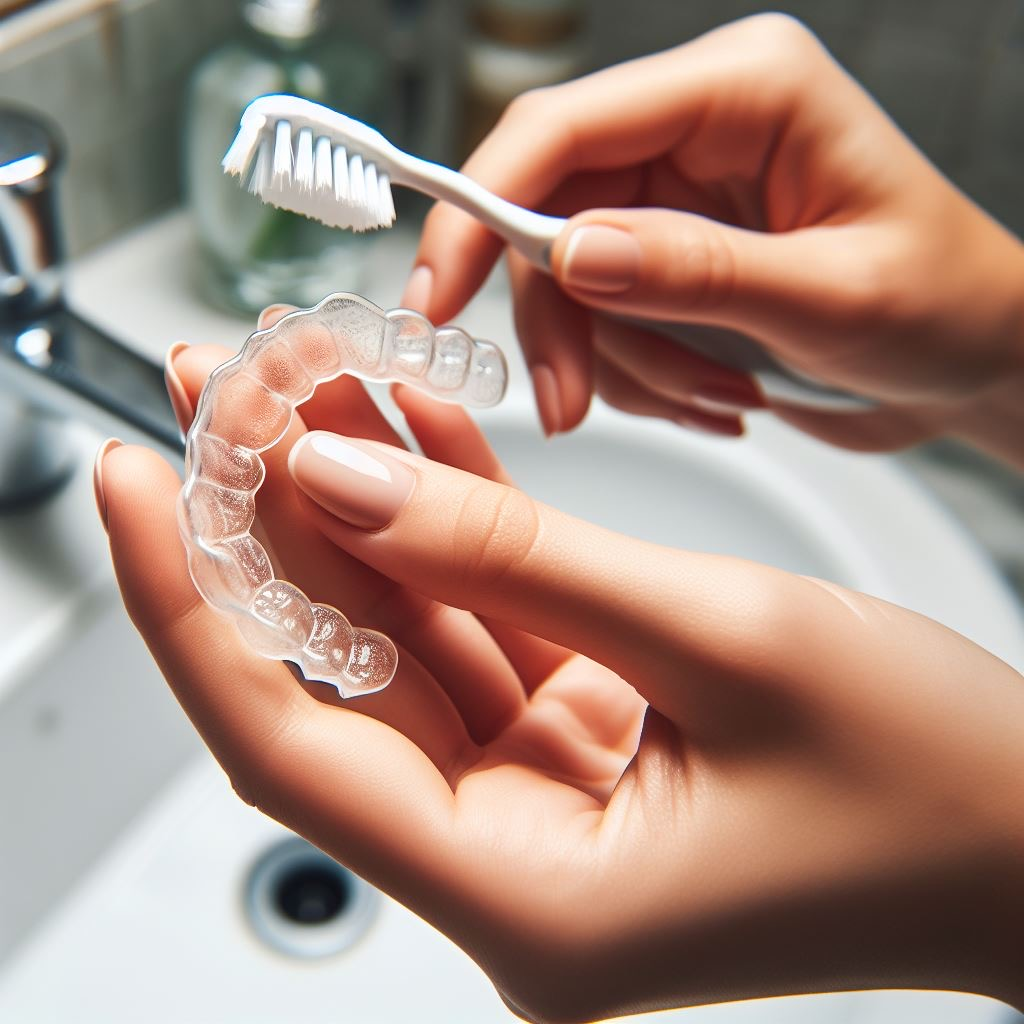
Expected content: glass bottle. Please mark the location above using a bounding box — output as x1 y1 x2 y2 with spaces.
460 0 586 159
184 0 389 314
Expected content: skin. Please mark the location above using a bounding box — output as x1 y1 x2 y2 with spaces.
97 16 1024 1022
407 14 1024 463
98 306 1024 1021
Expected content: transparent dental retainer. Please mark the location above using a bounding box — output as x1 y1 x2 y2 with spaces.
177 292 508 698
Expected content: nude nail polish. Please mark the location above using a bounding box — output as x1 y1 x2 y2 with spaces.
561 225 641 293
530 363 562 438
258 304 293 330
288 432 415 530
400 264 433 312
164 341 193 439
93 437 123 533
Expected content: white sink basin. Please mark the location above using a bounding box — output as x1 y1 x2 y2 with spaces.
0 213 1020 1023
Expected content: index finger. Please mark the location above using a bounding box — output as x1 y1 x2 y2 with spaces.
410 14 831 323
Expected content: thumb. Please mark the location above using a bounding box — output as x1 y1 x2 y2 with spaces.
287 430 838 727
551 208 861 353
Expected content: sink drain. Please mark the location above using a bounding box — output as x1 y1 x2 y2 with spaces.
244 837 378 958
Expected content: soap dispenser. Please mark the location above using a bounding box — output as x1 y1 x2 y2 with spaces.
184 0 389 314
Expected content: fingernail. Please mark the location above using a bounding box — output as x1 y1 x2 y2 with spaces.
288 432 415 531
400 264 433 312
674 411 744 438
530 363 562 438
562 225 641 293
258 303 293 330
164 341 193 439
690 383 765 416
93 437 123 534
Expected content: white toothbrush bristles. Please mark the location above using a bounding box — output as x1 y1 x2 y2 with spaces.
333 144 349 203
225 114 396 232
294 127 314 191
272 120 293 185
379 172 396 225
348 152 366 231
314 135 332 192
247 139 269 197
222 118 261 177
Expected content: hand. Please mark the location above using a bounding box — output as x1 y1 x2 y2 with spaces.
99 332 1024 1021
405 14 1024 465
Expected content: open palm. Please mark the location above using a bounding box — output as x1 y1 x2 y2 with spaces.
101 321 1024 1020
168 326 648 862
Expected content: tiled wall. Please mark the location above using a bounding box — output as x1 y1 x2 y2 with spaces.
583 0 1024 243
0 0 1022 254
0 0 242 253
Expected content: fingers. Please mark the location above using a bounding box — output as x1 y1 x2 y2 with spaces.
250 304 405 449
286 432 842 730
99 443 459 894
549 207 875 365
392 383 573 690
593 356 744 437
769 402 937 452
391 382 513 482
257 303 295 328
593 315 762 415
406 15 839 324
301 373 405 447
507 253 594 436
168 337 529 745
167 348 477 760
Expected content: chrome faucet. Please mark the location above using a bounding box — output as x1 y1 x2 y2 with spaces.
0 106 182 509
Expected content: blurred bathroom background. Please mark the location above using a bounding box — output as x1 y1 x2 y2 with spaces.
2 6 1024 1021
1 0 1022 591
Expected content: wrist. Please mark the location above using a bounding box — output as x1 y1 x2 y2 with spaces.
947 253 1024 469
983 801 1024 1011
972 716 1024 1011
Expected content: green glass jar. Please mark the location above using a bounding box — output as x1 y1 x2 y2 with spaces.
185 0 390 314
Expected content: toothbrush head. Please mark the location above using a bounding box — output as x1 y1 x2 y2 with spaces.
223 94 398 232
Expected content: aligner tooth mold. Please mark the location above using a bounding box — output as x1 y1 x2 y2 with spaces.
177 292 508 698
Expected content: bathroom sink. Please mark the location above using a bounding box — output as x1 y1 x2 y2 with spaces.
0 213 1021 1023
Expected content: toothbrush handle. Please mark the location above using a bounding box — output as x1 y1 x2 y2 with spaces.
392 158 563 266
397 158 872 412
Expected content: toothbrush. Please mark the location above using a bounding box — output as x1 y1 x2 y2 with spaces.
223 94 870 411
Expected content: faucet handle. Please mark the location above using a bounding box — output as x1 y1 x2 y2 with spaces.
0 106 65 319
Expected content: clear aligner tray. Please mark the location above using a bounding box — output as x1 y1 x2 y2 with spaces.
177 292 508 698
